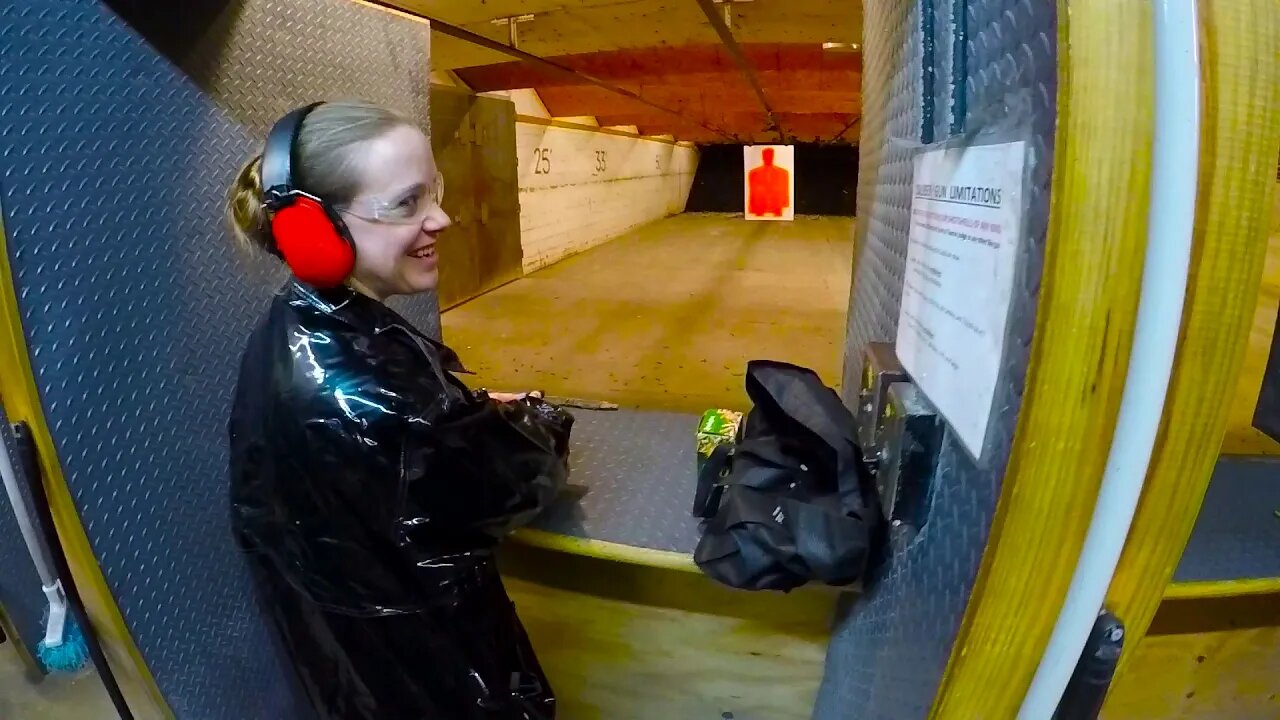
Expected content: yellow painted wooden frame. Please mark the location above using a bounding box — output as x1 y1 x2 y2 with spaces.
1165 579 1280 601
1105 0 1280 673
930 1 1157 716
512 527 702 573
0 215 172 717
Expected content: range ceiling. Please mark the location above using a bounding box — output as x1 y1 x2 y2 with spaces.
378 0 863 145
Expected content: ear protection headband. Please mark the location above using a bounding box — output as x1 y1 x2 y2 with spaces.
261 102 357 288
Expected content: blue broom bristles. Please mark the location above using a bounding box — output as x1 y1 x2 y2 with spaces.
36 610 91 674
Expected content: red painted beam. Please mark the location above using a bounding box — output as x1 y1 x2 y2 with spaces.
538 85 860 117
456 43 862 92
454 43 862 144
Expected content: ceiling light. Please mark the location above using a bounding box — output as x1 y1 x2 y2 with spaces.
822 42 860 52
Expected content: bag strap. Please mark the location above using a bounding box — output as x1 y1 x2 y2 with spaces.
692 443 734 518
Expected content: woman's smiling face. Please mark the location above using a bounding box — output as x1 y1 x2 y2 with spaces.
339 124 451 300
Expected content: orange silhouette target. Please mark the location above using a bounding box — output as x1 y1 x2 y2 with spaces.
743 145 795 221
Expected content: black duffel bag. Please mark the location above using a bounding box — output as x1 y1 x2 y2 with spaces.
692 360 880 592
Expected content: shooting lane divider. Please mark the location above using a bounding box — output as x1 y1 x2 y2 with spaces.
0 214 173 718
14 421 132 717
1103 0 1280 683
928 0 1158 716
1020 0 1203 712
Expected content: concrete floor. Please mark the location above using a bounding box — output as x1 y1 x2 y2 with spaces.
0 640 117 719
443 213 856 414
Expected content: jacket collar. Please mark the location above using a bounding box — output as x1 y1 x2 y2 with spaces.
283 280 470 374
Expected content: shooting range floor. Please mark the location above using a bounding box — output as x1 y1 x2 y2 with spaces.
442 212 856 414
0 642 116 720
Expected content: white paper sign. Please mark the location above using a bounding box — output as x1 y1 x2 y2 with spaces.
895 141 1027 460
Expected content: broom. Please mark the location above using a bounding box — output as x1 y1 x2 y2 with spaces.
14 422 135 719
0 424 90 673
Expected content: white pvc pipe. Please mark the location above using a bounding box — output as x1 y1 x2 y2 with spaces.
1016 1 1201 717
2 436 72 649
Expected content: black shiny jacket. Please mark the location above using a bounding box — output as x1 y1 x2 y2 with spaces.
228 281 568 616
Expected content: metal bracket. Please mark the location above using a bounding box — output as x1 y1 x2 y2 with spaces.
489 13 534 49
854 342 908 466
1053 610 1125 720
876 382 942 533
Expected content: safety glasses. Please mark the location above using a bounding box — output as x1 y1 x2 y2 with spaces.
337 171 444 226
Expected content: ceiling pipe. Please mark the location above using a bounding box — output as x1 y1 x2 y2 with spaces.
695 0 785 143
832 116 861 143
368 1 737 141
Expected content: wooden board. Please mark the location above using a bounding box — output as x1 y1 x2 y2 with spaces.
928 2 1157 716
497 542 840 720
1102 595 1280 719
430 87 526 310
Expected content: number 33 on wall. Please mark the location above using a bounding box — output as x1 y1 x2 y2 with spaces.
533 147 551 174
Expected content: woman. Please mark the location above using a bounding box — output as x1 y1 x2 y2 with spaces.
225 100 567 719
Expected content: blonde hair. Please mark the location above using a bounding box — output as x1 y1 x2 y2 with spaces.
226 101 414 255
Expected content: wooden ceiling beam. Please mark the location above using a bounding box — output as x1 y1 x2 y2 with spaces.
455 44 859 92
364 1 736 140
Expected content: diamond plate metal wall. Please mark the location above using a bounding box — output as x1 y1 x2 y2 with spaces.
1173 457 1280 583
528 410 705 553
839 0 922 402
104 0 440 331
0 0 435 716
818 0 1057 717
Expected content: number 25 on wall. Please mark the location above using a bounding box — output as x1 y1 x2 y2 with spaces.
533 148 552 175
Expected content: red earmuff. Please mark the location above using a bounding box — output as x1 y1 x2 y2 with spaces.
261 103 357 289
270 196 356 288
